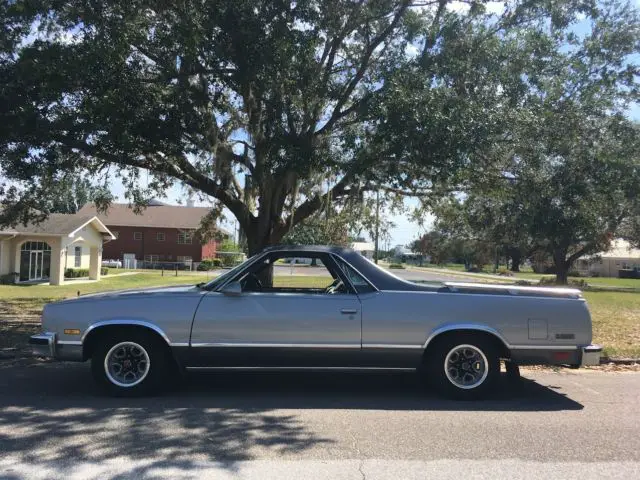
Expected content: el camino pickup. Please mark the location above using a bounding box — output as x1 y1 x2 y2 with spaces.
30 245 602 398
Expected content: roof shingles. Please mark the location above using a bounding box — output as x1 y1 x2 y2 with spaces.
0 214 99 236
78 203 223 231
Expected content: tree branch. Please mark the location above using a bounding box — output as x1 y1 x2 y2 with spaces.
279 173 355 236
567 244 596 266
315 0 411 136
420 0 448 59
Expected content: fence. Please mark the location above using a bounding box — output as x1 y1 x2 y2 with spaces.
118 251 246 274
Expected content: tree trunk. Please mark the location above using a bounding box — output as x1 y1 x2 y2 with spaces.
509 249 521 272
553 249 569 285
555 267 568 285
245 215 289 289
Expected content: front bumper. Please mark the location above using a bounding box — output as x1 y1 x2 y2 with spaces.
29 332 84 361
29 332 57 358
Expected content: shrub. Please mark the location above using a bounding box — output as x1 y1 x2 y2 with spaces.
496 267 514 277
538 276 588 288
0 272 19 285
220 253 243 267
514 279 533 286
64 268 90 278
198 258 224 271
389 263 405 269
567 270 581 278
537 276 556 285
101 267 109 276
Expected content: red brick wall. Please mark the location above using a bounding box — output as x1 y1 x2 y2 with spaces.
201 241 218 260
103 226 217 262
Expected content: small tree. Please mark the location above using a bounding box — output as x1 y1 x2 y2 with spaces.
217 239 244 267
423 0 640 283
410 231 449 265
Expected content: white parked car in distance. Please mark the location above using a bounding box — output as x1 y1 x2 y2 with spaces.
102 259 123 268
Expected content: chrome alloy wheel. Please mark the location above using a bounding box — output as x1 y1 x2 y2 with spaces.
444 344 489 390
104 341 151 388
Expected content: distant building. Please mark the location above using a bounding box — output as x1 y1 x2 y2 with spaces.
350 241 375 259
393 244 424 264
575 239 640 277
0 213 114 284
78 202 230 267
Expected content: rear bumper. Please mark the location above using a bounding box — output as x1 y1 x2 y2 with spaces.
510 344 602 367
580 344 603 366
29 332 84 361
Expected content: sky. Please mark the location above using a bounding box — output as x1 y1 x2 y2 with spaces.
107 1 640 248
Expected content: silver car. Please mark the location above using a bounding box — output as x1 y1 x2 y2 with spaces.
30 245 601 399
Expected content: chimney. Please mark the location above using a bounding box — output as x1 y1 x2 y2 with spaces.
186 197 195 208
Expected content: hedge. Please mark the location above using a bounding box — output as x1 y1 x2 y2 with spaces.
65 268 110 278
65 268 89 278
197 258 223 271
388 263 405 269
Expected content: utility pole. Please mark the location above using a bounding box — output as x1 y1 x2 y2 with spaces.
374 190 380 264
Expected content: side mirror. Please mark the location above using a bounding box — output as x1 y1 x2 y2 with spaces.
220 281 243 296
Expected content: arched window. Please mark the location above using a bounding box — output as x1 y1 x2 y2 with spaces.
19 241 52 282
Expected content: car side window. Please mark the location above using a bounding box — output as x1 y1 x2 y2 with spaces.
335 258 376 294
239 253 350 295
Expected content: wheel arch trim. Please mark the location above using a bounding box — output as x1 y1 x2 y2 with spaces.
423 324 511 352
81 320 172 346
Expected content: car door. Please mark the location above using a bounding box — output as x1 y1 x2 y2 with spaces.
188 251 362 367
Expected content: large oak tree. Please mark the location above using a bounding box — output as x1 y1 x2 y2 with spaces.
0 0 607 254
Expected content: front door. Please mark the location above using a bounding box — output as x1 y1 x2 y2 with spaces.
29 251 42 280
189 252 362 367
123 253 136 269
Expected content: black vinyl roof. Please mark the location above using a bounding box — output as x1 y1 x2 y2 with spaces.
262 245 437 291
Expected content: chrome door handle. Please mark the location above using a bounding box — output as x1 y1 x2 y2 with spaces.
340 308 358 315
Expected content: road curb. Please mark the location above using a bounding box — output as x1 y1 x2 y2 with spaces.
601 357 640 365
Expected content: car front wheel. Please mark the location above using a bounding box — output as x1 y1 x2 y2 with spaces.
91 331 168 396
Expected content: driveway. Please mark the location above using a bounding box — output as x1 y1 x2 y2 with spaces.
0 364 638 479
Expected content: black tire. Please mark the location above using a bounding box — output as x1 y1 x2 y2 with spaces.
90 330 170 396
424 333 500 400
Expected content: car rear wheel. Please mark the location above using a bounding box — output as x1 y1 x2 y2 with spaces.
91 331 168 396
425 334 500 400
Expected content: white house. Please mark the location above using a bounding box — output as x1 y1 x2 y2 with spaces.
575 239 640 277
0 213 115 285
350 241 375 259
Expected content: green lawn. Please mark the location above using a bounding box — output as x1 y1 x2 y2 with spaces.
512 271 640 289
584 291 640 358
0 273 202 316
1 273 638 359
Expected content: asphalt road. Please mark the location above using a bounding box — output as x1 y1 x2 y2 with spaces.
0 364 638 479
388 267 464 283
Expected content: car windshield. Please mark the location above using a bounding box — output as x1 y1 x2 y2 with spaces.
200 253 259 290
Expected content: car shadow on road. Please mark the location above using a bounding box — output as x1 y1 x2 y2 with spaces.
0 365 583 477
177 369 584 412
0 363 583 412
